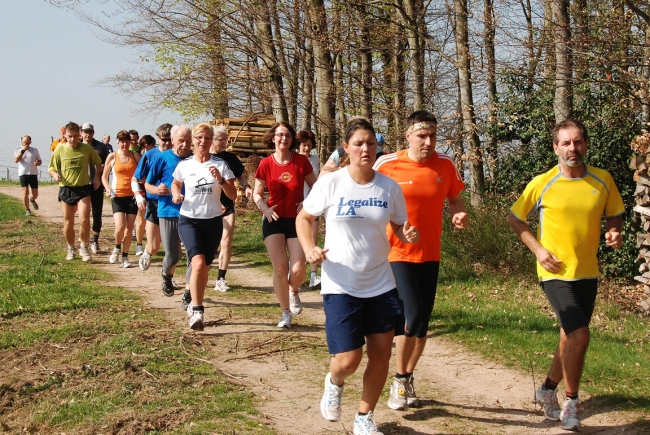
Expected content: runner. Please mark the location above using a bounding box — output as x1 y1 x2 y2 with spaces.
318 132 385 179
253 122 316 328
209 124 252 292
295 129 321 288
50 126 66 156
374 111 468 410
133 134 156 256
508 119 624 431
171 122 236 330
296 117 419 435
101 130 141 268
133 124 173 271
145 125 193 297
48 121 102 262
81 122 110 255
14 135 42 216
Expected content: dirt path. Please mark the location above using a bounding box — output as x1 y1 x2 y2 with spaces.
2 184 643 434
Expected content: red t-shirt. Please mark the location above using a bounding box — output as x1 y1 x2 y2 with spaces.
255 152 314 218
374 150 465 262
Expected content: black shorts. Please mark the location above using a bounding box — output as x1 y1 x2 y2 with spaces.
146 200 159 225
391 261 440 338
542 279 598 334
222 206 235 217
59 185 92 206
19 175 38 189
262 217 297 240
178 215 224 265
111 196 138 215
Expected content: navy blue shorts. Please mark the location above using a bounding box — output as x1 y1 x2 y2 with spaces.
262 217 297 240
391 261 440 338
542 279 597 334
178 215 223 265
323 289 404 354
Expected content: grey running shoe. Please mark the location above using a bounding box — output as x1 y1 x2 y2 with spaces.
161 273 175 297
387 377 409 410
215 278 230 292
189 310 204 331
536 383 561 421
320 372 343 422
309 275 321 289
559 397 581 431
30 198 38 210
277 311 292 328
171 278 181 290
122 257 131 268
135 245 144 256
139 251 151 270
405 374 419 407
25 209 31 216
289 291 303 315
109 247 121 264
353 411 383 435
181 289 192 310
66 246 75 261
79 246 92 262
90 241 99 254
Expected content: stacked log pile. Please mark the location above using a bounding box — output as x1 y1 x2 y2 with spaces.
629 132 650 313
215 113 276 156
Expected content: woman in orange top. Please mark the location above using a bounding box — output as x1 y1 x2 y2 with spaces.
102 130 141 268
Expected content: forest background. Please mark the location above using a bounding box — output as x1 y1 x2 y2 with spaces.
49 0 650 279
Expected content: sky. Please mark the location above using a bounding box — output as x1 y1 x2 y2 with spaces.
0 1 197 178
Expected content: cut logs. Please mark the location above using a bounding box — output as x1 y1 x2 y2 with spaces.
214 113 276 156
630 132 650 314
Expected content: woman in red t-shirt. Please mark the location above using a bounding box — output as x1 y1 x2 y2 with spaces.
253 122 317 328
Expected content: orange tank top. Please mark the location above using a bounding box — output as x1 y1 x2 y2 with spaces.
111 151 138 197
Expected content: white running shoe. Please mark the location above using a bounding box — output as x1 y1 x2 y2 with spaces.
387 377 409 410
536 383 561 421
66 246 75 261
289 292 303 315
139 251 151 271
559 397 581 431
277 311 292 328
186 301 193 318
109 247 121 264
320 373 343 422
309 275 321 288
135 245 143 256
214 278 230 292
189 310 204 331
405 374 419 407
353 411 383 435
90 241 99 254
79 246 91 262
25 209 31 216
122 257 132 268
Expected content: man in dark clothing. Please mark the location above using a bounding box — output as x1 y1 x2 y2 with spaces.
81 122 110 254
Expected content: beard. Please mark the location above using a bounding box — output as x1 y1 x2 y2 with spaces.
561 153 583 168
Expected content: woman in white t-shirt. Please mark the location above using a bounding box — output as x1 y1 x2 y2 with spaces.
296 129 321 288
171 122 236 331
296 118 419 435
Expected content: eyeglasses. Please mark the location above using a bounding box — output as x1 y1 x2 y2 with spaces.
275 133 292 139
159 137 172 142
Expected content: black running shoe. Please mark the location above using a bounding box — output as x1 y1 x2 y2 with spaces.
181 289 192 310
161 273 175 297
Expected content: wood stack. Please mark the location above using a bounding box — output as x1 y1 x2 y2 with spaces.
630 132 650 313
215 113 276 156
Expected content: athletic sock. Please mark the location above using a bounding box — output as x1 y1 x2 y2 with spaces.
544 377 559 390
395 373 408 379
357 411 368 416
193 304 204 313
311 271 317 279
218 269 227 280
566 391 579 400
122 253 128 259
93 234 99 243
115 244 121 250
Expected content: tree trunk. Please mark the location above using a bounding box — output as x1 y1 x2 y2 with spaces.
300 40 315 131
356 3 373 121
542 0 556 83
484 0 497 183
206 5 229 119
306 0 337 155
571 0 588 107
454 0 484 205
404 0 424 110
551 0 572 123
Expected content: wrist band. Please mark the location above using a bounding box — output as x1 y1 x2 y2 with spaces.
219 179 226 185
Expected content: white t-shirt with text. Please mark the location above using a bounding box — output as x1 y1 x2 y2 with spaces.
14 147 42 176
303 167 408 298
172 156 234 219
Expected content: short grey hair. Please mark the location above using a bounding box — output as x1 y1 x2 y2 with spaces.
214 124 228 136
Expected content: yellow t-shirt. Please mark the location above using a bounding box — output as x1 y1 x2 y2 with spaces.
510 164 624 281
48 142 101 187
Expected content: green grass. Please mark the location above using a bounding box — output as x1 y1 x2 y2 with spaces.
232 211 273 273
0 193 274 434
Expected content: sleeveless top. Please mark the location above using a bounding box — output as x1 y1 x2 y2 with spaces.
111 151 138 197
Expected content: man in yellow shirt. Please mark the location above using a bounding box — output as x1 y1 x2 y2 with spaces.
508 119 624 432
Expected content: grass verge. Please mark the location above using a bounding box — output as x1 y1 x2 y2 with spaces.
0 193 274 434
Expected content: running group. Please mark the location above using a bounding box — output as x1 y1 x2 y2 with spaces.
32 113 622 434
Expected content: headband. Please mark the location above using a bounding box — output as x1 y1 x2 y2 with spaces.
345 121 366 140
407 122 436 133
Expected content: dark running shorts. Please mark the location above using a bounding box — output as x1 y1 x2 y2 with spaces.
19 175 38 189
262 217 297 240
323 289 404 354
111 196 138 215
58 185 92 206
541 279 598 334
222 206 235 217
391 261 440 338
178 215 224 265
146 200 159 225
